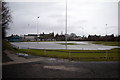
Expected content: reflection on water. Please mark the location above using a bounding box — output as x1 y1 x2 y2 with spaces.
11 41 119 50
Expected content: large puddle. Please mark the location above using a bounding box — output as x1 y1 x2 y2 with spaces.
16 53 41 59
11 41 119 50
43 65 79 71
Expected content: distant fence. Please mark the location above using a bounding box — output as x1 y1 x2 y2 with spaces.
38 49 111 54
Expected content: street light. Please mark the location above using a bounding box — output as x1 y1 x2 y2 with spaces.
37 16 40 41
65 0 71 60
106 24 107 35
80 26 84 40
105 24 108 60
28 24 30 34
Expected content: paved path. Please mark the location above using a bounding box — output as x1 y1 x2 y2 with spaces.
2 50 69 65
3 50 119 65
2 50 120 78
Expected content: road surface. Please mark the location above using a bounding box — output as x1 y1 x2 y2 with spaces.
2 50 120 78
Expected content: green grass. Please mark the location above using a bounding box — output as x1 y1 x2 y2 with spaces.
58 43 79 45
92 41 120 46
16 48 120 61
3 40 16 51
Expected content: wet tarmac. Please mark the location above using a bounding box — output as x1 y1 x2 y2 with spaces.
2 58 120 78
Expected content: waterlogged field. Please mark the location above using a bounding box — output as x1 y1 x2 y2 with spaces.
11 41 119 50
6 41 120 61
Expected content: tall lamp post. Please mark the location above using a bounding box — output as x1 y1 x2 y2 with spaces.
37 16 40 41
105 24 108 60
82 27 84 37
65 0 67 50
65 0 71 59
106 24 107 36
28 24 30 34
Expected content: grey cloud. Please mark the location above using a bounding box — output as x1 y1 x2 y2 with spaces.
6 1 118 36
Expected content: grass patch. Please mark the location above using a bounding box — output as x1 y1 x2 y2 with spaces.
17 48 120 61
92 41 120 46
58 43 79 45
3 40 17 52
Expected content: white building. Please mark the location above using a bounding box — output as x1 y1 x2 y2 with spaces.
24 34 37 41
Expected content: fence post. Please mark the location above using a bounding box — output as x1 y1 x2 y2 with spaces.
44 48 46 55
28 47 29 54
69 51 71 60
106 50 108 60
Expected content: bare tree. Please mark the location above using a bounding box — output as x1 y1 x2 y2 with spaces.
1 1 12 39
1 1 12 50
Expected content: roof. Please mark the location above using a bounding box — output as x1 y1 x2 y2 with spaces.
25 34 38 36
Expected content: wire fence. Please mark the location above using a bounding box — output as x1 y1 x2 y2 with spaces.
11 45 119 60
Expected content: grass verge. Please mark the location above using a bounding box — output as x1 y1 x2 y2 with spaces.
92 41 120 46
16 48 120 61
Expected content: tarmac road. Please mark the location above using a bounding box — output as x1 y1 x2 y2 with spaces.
2 59 120 78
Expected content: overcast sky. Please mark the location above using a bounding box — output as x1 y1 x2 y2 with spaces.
6 0 119 37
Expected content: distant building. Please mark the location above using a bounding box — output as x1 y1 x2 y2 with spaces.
55 34 65 41
7 35 22 42
24 34 37 41
40 32 55 41
87 34 115 41
74 36 82 41
88 35 100 41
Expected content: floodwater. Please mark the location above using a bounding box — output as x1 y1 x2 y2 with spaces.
11 41 119 50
